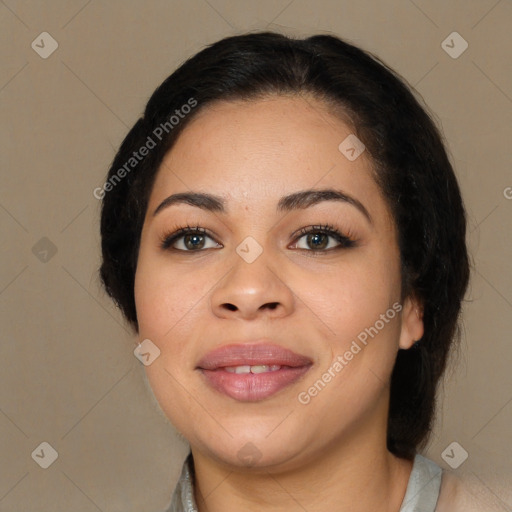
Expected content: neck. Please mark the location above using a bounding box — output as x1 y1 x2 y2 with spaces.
191 403 413 512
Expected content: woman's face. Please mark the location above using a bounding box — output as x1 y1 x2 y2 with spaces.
134 95 423 469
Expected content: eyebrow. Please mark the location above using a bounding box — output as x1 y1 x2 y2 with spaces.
153 192 225 216
153 188 372 224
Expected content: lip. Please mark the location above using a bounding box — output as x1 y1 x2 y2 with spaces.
197 343 313 402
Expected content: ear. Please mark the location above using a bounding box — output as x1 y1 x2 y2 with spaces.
398 294 424 350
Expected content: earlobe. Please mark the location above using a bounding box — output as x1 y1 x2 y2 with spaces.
398 295 424 350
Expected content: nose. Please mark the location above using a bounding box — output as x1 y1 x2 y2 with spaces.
210 248 295 321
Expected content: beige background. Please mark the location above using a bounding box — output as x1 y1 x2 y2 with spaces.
1 1 511 510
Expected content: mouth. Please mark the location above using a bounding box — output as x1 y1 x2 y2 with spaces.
196 343 313 402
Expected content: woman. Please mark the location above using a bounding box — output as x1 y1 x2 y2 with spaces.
99 31 484 511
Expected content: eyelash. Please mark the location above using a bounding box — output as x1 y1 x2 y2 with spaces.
160 223 357 254
160 224 210 251
293 223 356 247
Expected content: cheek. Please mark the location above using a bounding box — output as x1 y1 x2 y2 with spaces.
291 251 402 409
295 270 401 422
134 252 206 340
134 258 208 432
295 254 400 342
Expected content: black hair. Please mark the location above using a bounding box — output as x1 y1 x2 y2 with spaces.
99 31 470 459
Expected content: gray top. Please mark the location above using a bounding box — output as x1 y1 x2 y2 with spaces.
399 454 443 511
166 452 442 512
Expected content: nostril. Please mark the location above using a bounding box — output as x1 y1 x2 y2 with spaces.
264 302 279 310
223 303 237 311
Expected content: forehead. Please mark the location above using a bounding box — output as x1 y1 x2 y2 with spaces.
149 95 390 224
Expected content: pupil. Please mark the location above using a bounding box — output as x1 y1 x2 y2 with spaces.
185 234 204 250
308 233 327 249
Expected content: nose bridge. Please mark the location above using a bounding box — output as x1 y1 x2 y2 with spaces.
210 237 293 319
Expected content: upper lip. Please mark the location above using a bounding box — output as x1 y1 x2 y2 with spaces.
197 342 312 370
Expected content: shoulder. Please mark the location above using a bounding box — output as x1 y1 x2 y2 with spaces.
436 469 510 511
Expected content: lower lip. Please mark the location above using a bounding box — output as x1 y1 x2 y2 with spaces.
199 366 312 402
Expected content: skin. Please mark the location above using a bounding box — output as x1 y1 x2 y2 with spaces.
134 94 424 512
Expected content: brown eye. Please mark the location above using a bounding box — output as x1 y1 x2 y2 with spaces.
304 232 330 250
292 225 356 252
181 233 207 250
161 227 221 251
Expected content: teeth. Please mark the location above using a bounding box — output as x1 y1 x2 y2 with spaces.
251 364 281 373
224 365 282 374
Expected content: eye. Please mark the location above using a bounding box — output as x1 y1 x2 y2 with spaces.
160 223 357 253
290 224 356 252
160 225 222 251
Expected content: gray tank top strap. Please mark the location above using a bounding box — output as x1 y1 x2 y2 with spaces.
399 454 443 512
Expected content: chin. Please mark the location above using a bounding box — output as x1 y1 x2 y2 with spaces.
192 428 312 473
